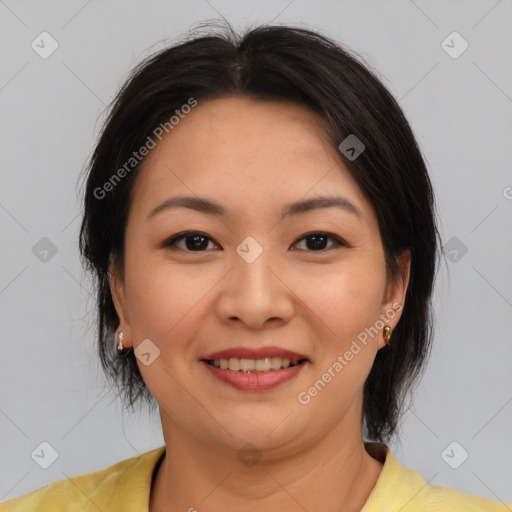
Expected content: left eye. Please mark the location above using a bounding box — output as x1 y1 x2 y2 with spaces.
163 231 346 252
293 232 346 251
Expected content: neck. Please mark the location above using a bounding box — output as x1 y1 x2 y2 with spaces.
149 412 384 512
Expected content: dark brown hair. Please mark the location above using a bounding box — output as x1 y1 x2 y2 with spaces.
78 21 441 444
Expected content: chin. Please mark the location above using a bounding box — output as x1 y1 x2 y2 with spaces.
219 417 304 451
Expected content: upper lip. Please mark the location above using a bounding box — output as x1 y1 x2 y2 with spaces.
201 346 309 361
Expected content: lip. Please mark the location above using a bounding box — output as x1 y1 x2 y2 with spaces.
201 360 308 391
201 346 309 361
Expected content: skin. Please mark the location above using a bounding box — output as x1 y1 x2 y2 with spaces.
109 96 411 512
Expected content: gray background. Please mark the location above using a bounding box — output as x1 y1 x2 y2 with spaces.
1 0 511 504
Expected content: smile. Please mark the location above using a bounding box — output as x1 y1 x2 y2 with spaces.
205 356 307 373
201 358 309 391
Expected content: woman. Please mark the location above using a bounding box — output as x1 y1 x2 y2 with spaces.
1 22 509 512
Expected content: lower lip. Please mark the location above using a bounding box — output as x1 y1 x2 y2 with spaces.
201 360 308 391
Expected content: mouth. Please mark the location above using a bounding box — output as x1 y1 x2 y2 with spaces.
200 356 310 391
199 346 311 390
200 346 310 375
202 356 309 373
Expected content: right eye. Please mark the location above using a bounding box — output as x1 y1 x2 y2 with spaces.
163 231 220 252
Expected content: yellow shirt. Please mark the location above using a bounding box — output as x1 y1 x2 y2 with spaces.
1 442 510 511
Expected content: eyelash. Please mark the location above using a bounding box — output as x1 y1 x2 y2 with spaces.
163 231 347 253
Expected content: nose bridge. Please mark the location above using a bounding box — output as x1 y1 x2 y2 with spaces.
232 234 277 297
217 233 293 327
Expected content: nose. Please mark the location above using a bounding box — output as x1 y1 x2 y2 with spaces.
214 237 295 330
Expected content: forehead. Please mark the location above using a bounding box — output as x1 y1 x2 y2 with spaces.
129 96 373 224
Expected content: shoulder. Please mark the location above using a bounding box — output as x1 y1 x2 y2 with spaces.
417 483 512 511
364 442 512 511
0 445 166 512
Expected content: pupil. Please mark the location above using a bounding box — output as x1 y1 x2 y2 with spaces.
186 235 208 251
185 234 328 251
307 234 327 250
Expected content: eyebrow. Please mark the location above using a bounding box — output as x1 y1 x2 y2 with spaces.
147 194 362 221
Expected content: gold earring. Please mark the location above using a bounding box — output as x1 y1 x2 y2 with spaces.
383 325 392 345
117 331 125 352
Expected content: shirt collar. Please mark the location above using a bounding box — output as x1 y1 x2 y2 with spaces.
362 441 431 510
116 442 429 511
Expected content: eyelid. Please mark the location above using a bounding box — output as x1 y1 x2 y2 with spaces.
293 231 348 250
163 231 220 250
163 230 348 252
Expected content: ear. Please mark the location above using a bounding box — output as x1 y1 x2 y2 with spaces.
108 256 132 349
378 248 411 349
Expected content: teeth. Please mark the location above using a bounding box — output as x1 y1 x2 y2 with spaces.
241 358 255 372
210 357 302 373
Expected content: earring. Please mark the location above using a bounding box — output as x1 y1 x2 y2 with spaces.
117 331 125 352
383 325 392 345
116 331 131 358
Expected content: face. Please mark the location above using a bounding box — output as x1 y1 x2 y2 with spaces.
110 96 410 457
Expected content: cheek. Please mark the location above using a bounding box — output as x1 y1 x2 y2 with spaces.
124 248 215 344
123 246 171 334
295 261 385 345
293 265 384 409
123 253 210 403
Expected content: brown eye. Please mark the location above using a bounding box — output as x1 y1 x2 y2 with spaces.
164 231 218 252
163 230 346 253
293 232 346 251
